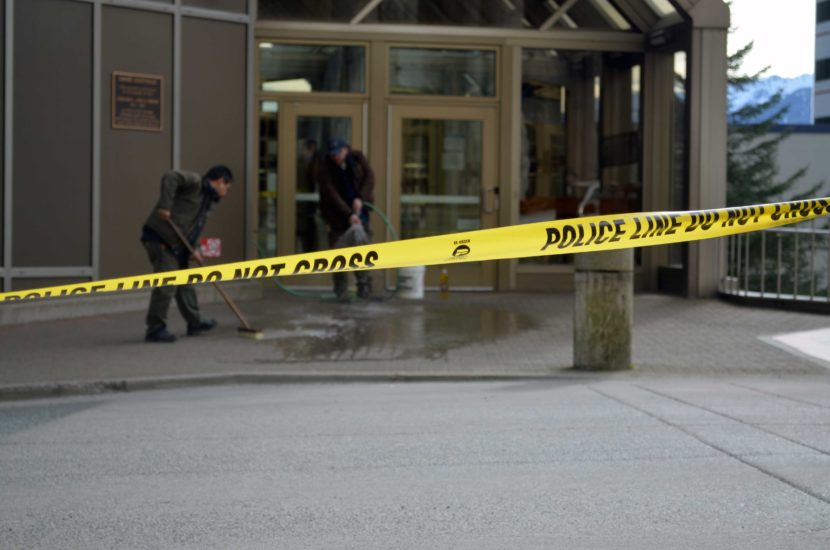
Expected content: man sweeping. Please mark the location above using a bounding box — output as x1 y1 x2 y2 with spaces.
140 165 233 343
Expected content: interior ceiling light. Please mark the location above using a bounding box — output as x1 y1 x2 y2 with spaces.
262 79 312 93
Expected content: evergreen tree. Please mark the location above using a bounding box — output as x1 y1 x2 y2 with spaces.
726 42 820 206
726 40 826 298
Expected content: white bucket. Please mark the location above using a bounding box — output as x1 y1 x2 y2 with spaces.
397 266 426 299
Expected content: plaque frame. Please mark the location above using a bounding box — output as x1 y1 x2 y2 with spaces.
111 71 164 132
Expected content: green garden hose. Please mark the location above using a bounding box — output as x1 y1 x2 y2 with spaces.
255 201 399 299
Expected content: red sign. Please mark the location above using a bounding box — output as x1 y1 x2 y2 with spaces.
200 237 221 258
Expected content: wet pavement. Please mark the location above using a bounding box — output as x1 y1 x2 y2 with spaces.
255 296 537 363
0 284 829 399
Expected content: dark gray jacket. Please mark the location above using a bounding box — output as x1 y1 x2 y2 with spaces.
317 150 375 232
142 170 216 249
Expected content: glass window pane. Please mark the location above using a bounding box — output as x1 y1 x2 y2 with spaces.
258 101 278 257
520 49 643 265
390 48 496 97
520 49 573 265
401 119 482 239
258 0 366 22
259 43 365 94
295 116 353 254
183 0 246 13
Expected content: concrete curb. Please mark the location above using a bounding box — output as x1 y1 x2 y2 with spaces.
2 367 780 402
0 371 612 401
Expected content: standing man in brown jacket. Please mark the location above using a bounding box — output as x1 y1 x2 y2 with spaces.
140 165 233 342
317 138 375 300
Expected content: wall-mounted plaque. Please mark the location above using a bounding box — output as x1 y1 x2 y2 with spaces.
112 72 163 131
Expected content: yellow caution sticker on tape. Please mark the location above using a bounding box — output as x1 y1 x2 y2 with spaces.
2 198 829 302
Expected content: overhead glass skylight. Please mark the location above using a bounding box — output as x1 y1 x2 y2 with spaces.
590 0 632 30
643 0 678 18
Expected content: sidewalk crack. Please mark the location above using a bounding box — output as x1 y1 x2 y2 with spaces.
728 381 830 411
590 385 830 507
637 385 830 457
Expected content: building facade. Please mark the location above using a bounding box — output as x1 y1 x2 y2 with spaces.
2 0 729 297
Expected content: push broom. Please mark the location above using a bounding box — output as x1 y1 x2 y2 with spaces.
167 219 263 339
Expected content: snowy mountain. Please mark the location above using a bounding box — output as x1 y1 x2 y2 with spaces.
728 74 813 125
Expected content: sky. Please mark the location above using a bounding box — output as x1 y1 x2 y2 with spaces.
727 0 815 78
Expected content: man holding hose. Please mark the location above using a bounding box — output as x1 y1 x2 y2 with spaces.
317 138 375 301
140 166 233 343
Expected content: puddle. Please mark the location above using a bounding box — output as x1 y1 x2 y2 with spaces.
256 302 539 362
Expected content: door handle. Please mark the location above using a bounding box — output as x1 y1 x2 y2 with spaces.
481 186 499 214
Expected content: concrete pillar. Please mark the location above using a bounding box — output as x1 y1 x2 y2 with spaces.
687 0 729 297
573 249 633 370
641 51 675 291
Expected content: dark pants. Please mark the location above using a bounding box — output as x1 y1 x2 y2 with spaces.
296 204 319 253
329 224 372 298
143 241 201 336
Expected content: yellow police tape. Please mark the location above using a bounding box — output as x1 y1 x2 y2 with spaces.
2 198 830 303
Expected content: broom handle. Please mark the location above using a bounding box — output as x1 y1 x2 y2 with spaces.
166 219 255 331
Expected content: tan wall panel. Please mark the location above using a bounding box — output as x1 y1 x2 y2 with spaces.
184 0 247 13
181 17 246 262
13 0 92 267
1 0 5 264
11 277 88 292
101 7 173 278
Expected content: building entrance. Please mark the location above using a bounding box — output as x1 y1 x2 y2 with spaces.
389 105 498 289
258 100 364 288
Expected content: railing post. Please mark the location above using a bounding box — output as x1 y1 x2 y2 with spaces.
760 231 766 297
736 234 742 294
810 220 816 301
777 233 782 299
744 233 750 296
794 232 800 299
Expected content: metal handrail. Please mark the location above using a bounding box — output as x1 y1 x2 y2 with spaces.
720 219 830 306
577 181 600 217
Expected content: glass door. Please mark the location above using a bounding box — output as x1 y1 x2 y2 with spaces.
390 105 498 289
258 101 363 286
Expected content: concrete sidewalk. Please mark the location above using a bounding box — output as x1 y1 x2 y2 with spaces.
1 285 829 399
3 380 830 548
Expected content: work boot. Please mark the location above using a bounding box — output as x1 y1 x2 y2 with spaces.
357 274 372 299
333 273 349 301
187 319 218 336
146 327 177 343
